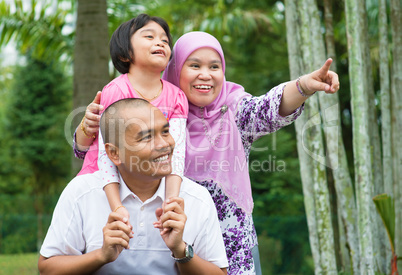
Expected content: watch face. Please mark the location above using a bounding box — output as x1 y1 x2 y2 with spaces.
187 244 194 258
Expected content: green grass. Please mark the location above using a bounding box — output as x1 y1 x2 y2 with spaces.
0 253 39 275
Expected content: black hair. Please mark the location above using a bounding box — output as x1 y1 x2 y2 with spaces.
100 98 151 147
110 13 172 74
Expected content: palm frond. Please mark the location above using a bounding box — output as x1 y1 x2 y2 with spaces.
0 0 74 63
373 193 396 253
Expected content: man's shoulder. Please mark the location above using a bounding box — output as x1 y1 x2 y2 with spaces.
180 177 212 204
62 171 103 200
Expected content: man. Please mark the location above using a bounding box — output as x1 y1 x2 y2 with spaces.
38 98 228 274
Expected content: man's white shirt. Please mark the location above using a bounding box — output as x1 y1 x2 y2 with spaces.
40 171 228 274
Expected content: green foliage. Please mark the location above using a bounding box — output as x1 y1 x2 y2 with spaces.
257 233 282 274
5 56 71 180
0 55 72 253
250 129 312 273
373 193 396 253
0 0 74 64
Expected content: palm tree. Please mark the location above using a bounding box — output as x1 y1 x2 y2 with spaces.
0 0 74 62
0 0 110 173
71 0 109 173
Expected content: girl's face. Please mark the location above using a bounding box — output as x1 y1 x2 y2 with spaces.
179 48 224 107
130 21 171 71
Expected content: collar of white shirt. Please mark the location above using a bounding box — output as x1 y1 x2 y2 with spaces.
118 173 166 204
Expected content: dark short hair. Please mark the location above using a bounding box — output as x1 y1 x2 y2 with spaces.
100 98 151 147
110 13 172 74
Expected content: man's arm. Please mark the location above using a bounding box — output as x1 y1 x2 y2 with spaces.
172 243 227 275
38 213 132 275
38 250 106 275
155 197 227 275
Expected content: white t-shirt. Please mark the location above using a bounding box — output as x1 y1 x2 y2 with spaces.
40 171 228 274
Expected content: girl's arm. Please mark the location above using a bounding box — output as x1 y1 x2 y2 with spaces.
74 92 103 156
97 130 129 219
165 118 187 200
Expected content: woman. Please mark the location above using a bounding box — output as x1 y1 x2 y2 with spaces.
77 31 339 274
161 31 339 274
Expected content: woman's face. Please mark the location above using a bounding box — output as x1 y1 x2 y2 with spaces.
179 48 224 107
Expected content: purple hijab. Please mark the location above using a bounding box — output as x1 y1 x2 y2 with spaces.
162 31 254 214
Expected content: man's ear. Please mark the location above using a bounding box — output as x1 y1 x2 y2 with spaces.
105 143 122 166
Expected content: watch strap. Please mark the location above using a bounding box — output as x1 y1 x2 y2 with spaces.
171 242 193 263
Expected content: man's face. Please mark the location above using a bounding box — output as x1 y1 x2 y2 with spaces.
117 105 175 180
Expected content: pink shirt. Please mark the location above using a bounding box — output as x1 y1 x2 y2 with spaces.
78 74 188 176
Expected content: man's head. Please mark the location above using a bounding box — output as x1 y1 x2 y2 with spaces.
100 98 175 181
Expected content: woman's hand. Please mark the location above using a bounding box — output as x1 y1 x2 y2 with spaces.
301 58 340 95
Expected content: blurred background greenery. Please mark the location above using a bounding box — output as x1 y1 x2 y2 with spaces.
0 0 376 273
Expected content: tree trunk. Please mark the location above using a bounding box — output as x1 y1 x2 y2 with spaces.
72 0 110 174
285 1 322 273
360 0 388 270
378 0 393 272
286 0 337 272
379 0 393 207
301 0 337 272
344 0 375 273
322 0 360 272
390 0 402 271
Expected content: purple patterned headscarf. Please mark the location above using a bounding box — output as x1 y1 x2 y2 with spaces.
162 31 254 214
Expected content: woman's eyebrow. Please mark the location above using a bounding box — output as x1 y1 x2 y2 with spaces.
186 57 201 62
186 57 222 64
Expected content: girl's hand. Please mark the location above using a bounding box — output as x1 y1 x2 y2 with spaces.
115 205 133 231
154 197 186 254
101 212 133 264
83 91 104 136
153 197 185 232
301 58 340 95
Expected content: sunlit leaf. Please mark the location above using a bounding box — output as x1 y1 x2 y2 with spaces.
373 193 396 253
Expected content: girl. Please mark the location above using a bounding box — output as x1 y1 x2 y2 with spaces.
74 14 188 225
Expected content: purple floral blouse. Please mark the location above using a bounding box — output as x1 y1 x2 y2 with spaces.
73 83 303 274
195 84 303 274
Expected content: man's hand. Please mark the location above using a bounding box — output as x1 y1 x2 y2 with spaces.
100 212 133 264
154 197 187 257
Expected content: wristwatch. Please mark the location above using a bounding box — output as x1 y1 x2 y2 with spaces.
171 242 194 263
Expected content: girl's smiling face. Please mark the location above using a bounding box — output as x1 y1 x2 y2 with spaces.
179 47 224 107
130 21 171 71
